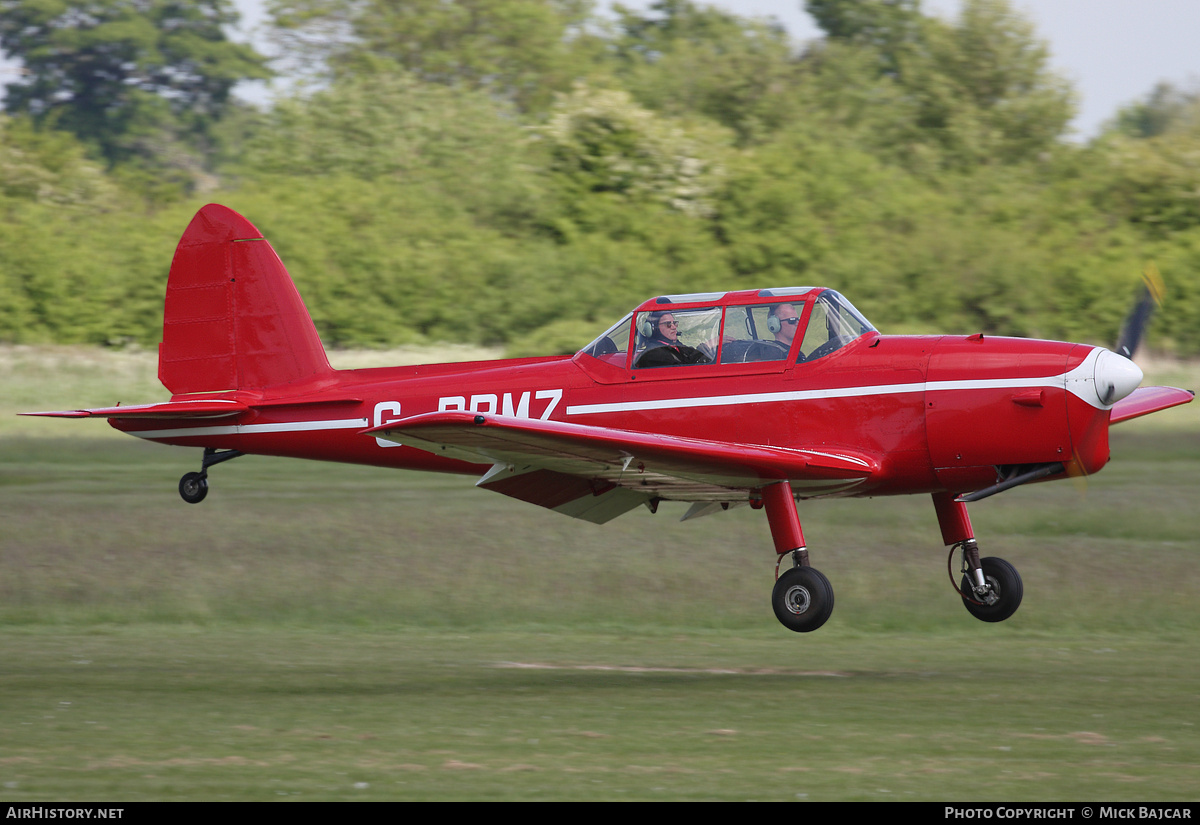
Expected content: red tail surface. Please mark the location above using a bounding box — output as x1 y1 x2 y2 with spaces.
159 204 332 395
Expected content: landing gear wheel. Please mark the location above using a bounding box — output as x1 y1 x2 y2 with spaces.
772 566 835 633
960 557 1023 623
179 472 208 504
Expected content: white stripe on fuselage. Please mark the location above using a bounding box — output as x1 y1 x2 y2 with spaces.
128 417 368 440
129 355 1106 442
564 370 1094 417
565 382 925 416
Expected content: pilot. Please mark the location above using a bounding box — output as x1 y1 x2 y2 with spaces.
635 311 711 368
764 303 800 356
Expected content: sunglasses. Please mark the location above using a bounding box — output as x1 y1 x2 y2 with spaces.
658 320 678 328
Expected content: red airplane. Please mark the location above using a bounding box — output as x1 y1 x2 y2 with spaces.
25 204 1195 632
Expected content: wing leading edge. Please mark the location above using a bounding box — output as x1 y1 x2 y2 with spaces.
365 411 880 523
1109 386 1194 425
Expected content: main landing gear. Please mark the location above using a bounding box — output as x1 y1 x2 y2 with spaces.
934 492 1023 623
760 485 1023 633
951 543 1023 622
760 481 835 633
773 554 835 633
178 447 244 504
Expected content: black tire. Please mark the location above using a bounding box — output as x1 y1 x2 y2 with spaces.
960 557 1023 623
179 472 208 504
772 566 835 633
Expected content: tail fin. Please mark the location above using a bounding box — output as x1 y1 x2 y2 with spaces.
159 204 333 395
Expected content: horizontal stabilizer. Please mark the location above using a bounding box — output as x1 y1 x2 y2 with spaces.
1109 386 1194 425
21 399 248 420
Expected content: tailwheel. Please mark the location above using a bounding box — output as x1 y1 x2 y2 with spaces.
959 556 1023 623
772 565 835 633
177 448 243 504
179 471 208 504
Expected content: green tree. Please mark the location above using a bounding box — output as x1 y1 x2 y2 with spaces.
800 0 1075 169
608 0 799 144
908 0 1075 166
1108 81 1200 139
805 0 923 75
1095 133 1200 237
238 72 542 228
268 0 598 111
0 0 271 172
534 83 730 219
0 113 116 206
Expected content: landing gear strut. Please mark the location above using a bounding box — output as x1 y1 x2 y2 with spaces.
762 481 835 633
178 447 243 504
933 492 1023 623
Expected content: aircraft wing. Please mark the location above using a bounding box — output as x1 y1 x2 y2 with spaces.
365 411 879 523
1110 386 1194 425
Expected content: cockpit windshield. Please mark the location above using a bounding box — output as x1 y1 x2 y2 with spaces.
799 290 876 362
581 313 633 364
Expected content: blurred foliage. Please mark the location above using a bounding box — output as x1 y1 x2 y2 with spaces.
608 0 799 145
267 0 599 111
1107 81 1200 139
0 0 270 196
534 83 731 217
0 0 1199 356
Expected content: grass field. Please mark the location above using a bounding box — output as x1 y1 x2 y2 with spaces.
1 348 1198 801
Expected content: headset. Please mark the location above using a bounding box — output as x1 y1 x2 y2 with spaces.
766 304 786 335
637 311 672 339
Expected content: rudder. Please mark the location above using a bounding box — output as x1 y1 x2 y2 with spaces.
159 204 332 395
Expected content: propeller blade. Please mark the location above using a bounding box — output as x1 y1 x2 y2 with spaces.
1115 262 1164 359
1064 449 1091 497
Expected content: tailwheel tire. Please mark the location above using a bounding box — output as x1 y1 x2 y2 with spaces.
179 472 208 504
960 556 1023 623
772 566 835 633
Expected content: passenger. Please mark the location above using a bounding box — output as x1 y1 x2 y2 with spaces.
635 311 711 368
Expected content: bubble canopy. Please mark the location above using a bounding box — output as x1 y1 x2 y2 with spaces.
578 288 876 369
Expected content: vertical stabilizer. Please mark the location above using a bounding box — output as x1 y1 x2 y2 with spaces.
159 204 332 395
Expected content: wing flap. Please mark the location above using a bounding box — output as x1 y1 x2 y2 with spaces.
367 411 878 483
366 411 880 520
476 467 651 524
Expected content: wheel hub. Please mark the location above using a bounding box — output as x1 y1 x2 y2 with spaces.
971 575 1001 606
783 584 812 615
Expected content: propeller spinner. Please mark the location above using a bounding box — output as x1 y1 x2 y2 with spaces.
1095 348 1144 406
